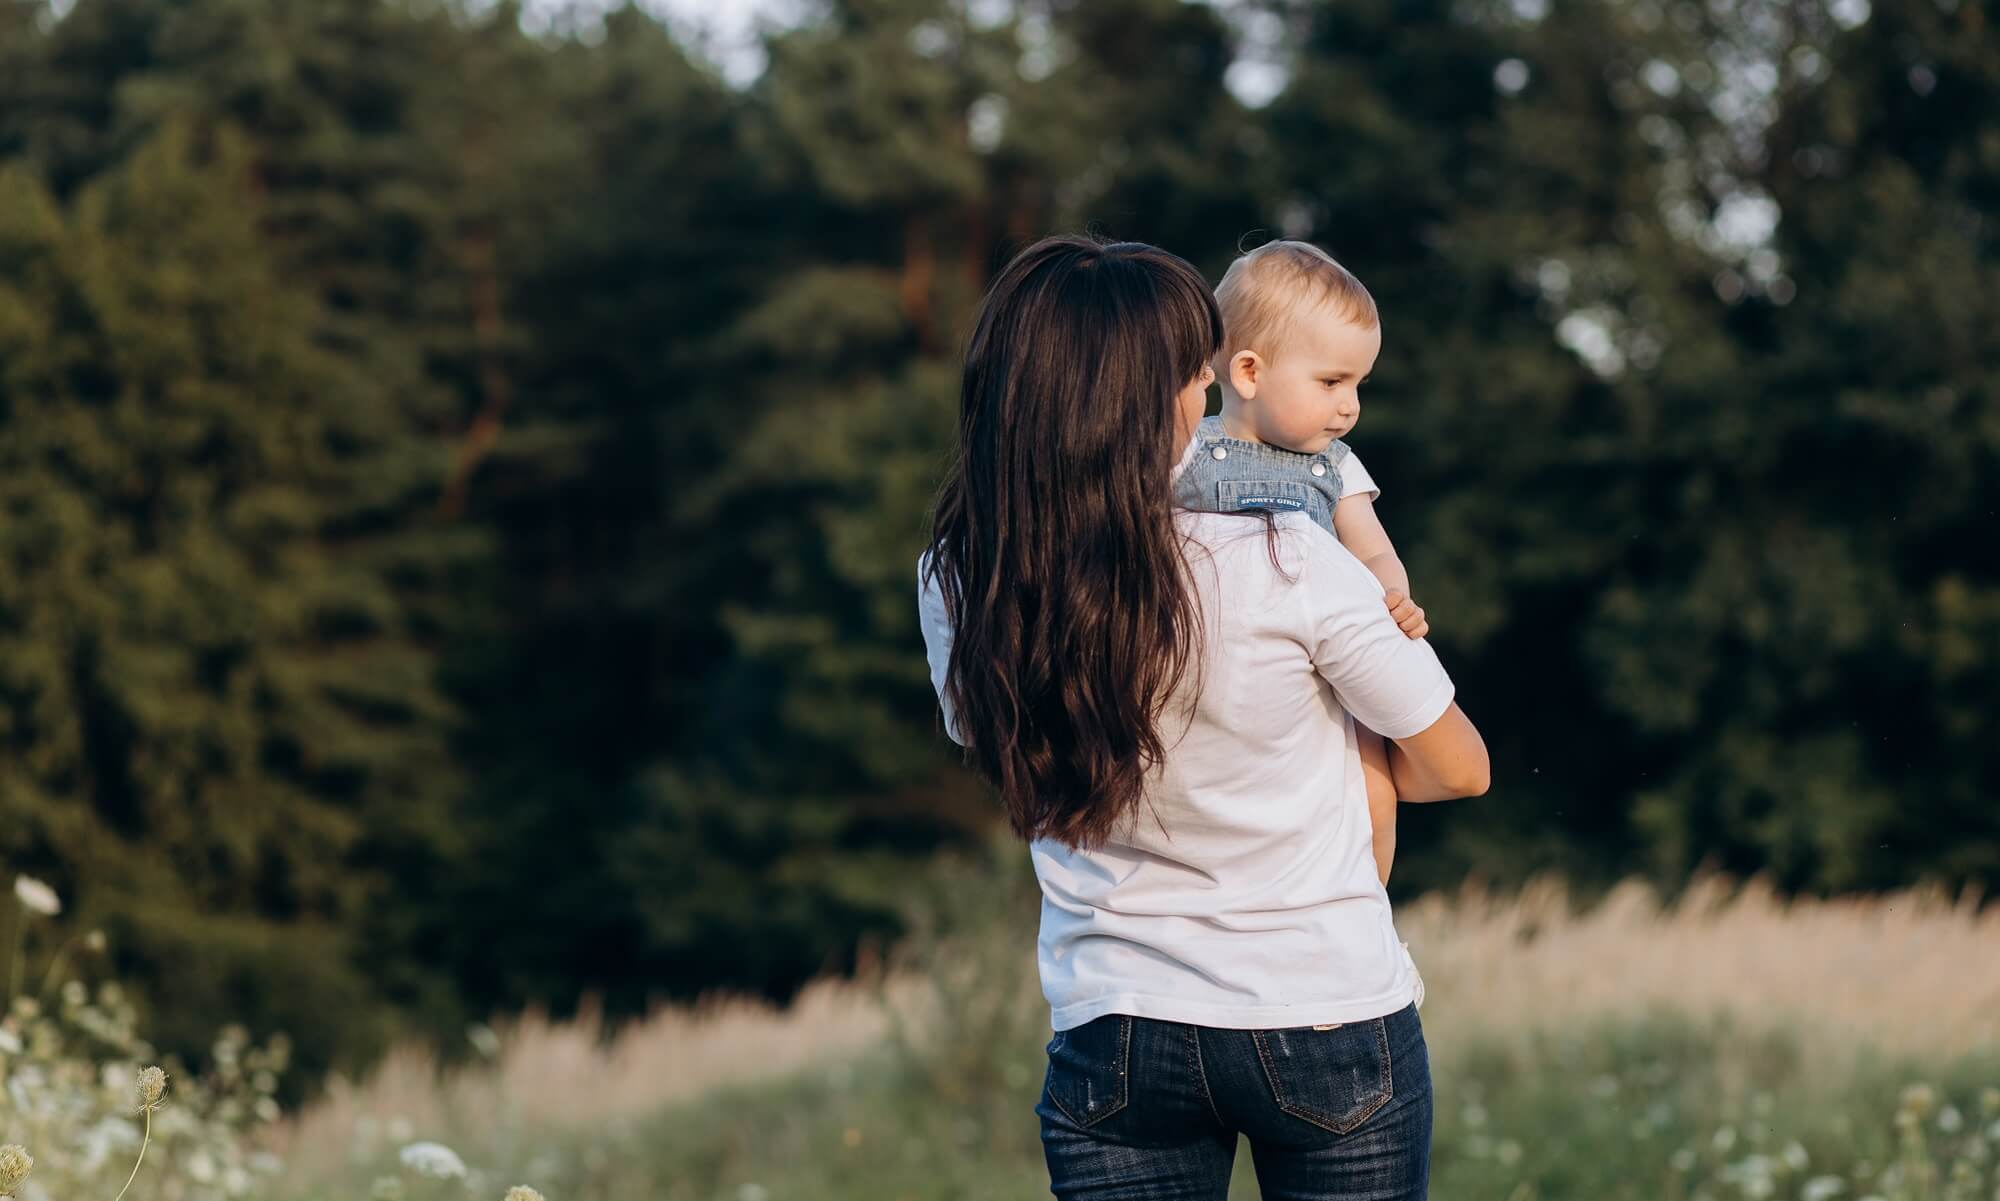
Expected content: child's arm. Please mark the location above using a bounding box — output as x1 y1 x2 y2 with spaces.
1333 493 1427 639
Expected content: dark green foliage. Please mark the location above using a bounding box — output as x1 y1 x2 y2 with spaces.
0 119 448 1079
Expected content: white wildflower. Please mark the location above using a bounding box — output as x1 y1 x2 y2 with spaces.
1802 1176 1844 1201
184 1149 217 1183
398 1141 468 1180
0 1144 32 1196
137 1065 168 1110
466 1023 501 1059
12 877 59 916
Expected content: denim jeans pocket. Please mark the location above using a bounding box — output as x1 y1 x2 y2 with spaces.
1044 1014 1133 1128
1251 1017 1393 1135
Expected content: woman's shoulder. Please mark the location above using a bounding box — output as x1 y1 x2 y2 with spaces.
1178 509 1384 618
1175 507 1338 566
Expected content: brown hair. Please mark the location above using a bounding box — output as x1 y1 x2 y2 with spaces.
923 234 1223 851
1213 240 1378 376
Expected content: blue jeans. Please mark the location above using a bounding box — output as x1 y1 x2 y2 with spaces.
1037 1002 1432 1200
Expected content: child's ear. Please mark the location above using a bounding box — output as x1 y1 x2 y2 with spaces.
1229 350 1263 400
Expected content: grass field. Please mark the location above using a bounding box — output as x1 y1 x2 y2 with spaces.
265 845 2000 1201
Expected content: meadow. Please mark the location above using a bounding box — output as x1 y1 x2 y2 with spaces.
5 851 1996 1201
235 843 2000 1201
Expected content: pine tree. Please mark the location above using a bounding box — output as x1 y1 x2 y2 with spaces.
0 119 450 1076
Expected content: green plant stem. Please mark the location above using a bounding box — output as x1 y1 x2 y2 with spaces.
5 907 22 1005
112 1106 152 1201
36 935 78 1002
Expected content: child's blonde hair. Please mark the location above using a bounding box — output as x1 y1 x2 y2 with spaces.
1213 240 1378 374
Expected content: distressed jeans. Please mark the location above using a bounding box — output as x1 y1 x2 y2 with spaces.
1037 1001 1432 1200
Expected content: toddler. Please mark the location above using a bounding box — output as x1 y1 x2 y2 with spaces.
1172 239 1430 1002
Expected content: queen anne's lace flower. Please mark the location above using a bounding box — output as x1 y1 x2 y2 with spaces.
137 1066 168 1111
504 1188 546 1201
1801 1176 1845 1201
0 1144 34 1196
12 877 60 917
398 1141 468 1180
1899 1083 1937 1117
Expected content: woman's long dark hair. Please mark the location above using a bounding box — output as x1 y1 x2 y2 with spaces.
924 235 1224 851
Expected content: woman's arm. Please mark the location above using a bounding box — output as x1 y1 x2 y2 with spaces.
1385 702 1490 802
916 553 967 746
1298 527 1489 799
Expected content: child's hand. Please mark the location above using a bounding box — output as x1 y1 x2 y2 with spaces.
1382 590 1428 639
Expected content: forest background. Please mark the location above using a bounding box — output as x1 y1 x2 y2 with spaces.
0 0 1993 1099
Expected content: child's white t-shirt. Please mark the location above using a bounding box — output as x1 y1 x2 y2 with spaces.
916 507 1452 1031
1339 449 1379 501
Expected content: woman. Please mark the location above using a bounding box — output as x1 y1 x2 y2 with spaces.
917 235 1490 1200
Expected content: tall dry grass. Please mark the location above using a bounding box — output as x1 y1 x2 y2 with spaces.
267 869 2000 1179
1401 872 2000 1057
263 971 932 1183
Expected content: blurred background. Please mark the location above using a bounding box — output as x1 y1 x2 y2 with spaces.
0 0 1996 1196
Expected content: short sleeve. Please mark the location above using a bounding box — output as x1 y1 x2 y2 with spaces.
915 551 966 745
1337 448 1379 501
1294 527 1453 739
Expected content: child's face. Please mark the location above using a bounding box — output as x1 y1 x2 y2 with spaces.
1227 305 1381 454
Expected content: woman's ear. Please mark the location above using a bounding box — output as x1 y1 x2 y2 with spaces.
1229 350 1262 401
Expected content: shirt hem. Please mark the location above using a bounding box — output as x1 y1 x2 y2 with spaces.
1048 982 1418 1033
1366 676 1455 741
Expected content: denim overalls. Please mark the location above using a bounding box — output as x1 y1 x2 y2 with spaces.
1172 414 1351 539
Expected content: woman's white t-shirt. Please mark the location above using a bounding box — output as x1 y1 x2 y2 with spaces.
915 508 1454 1032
